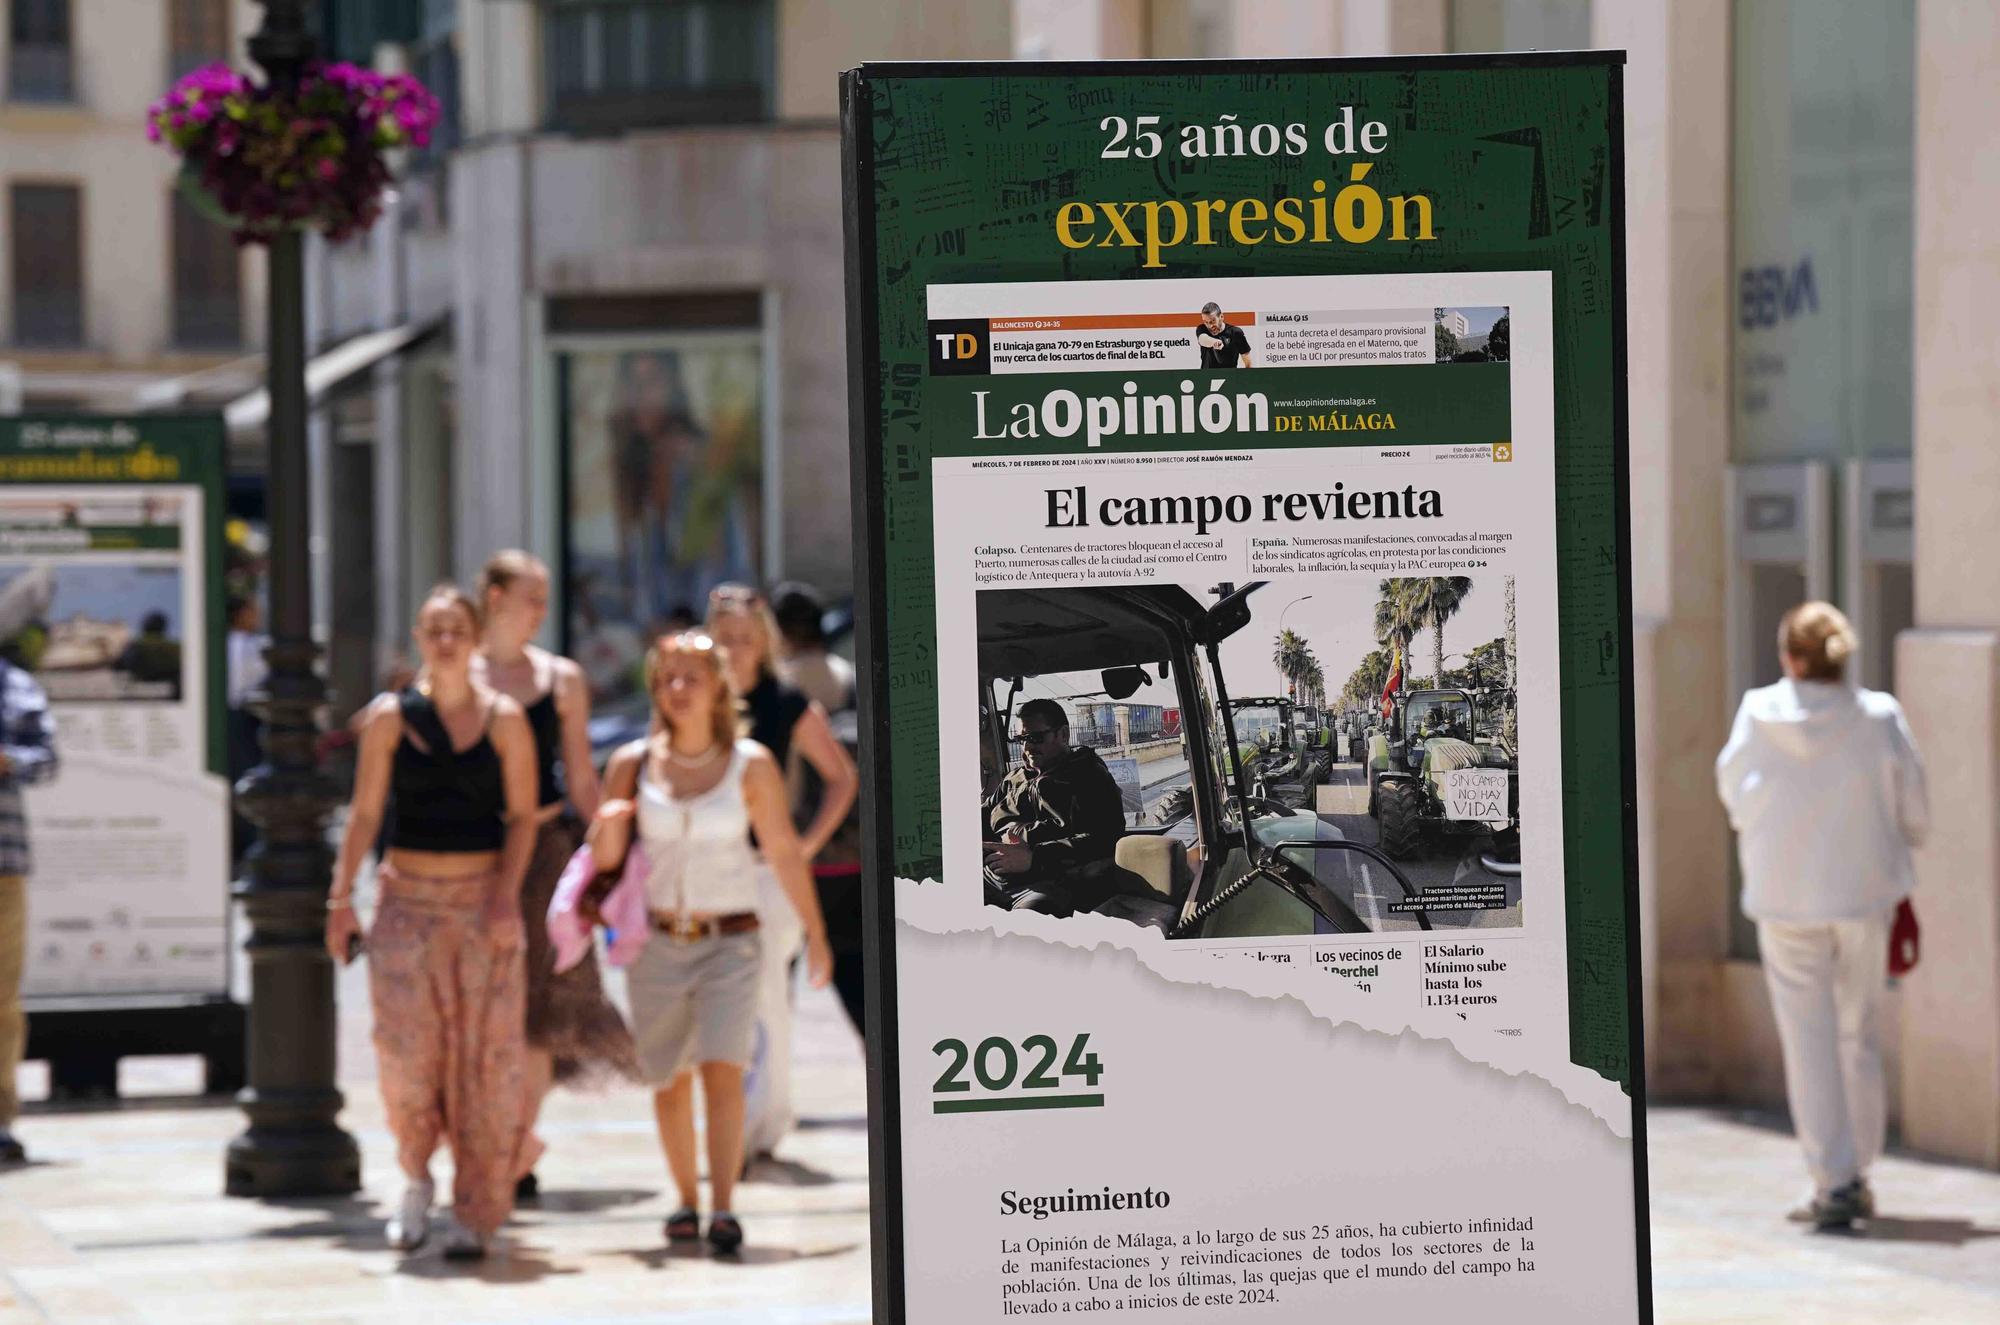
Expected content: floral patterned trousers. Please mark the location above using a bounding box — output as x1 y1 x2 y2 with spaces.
368 866 540 1236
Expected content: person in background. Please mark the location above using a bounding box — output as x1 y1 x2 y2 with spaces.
770 582 855 714
476 551 637 1202
224 595 267 864
225 595 267 711
325 585 539 1260
1193 300 1251 368
587 631 831 1253
984 698 1126 914
769 581 865 1029
0 655 57 1165
116 611 182 699
1715 601 1928 1231
706 585 858 1162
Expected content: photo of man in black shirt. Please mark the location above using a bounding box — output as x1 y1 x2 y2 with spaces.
1194 301 1252 368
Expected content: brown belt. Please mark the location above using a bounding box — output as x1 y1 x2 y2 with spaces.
650 911 760 941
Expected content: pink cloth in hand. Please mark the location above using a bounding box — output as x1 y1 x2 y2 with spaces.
546 840 651 972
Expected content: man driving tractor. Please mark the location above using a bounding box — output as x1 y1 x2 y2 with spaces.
983 698 1129 915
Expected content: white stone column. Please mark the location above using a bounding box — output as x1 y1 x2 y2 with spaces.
1591 0 1736 1098
371 193 409 658
1013 0 1147 59
304 235 333 648
449 140 534 580
1897 0 2000 1167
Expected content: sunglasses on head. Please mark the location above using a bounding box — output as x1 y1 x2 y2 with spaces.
655 630 717 657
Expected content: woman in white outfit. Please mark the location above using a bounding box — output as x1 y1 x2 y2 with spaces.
587 631 831 1253
1715 601 1928 1230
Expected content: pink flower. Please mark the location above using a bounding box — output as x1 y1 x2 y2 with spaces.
317 158 339 181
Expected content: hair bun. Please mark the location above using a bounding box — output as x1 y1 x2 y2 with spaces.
1778 600 1857 681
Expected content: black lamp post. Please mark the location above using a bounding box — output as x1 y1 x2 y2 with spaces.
224 0 360 1197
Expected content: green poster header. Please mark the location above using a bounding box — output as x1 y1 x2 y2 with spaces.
0 413 229 776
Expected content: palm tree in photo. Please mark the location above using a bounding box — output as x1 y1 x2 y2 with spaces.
1301 657 1325 708
1373 579 1423 671
1273 628 1310 700
1295 645 1319 706
1347 644 1392 710
1406 576 1475 685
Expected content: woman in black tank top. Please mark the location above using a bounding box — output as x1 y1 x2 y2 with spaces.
323 585 540 1261
476 552 636 1199
706 585 858 1162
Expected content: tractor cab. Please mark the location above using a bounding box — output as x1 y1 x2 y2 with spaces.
1366 687 1519 862
976 584 1427 937
1227 694 1323 809
1296 705 1333 778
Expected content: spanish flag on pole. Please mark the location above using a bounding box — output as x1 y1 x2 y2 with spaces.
1380 642 1403 719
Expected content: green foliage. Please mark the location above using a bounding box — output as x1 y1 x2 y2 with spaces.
1434 321 1461 361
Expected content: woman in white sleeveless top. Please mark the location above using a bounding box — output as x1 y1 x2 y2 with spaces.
587 631 831 1254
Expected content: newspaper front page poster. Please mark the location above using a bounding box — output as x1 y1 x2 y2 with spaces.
0 416 231 998
843 56 1645 1325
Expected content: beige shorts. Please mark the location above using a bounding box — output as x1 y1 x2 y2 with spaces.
625 929 762 1083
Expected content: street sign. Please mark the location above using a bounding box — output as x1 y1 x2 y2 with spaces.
844 55 1645 1324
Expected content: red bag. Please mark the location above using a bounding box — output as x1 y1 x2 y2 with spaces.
1888 899 1920 977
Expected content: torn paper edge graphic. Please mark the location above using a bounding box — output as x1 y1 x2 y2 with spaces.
897 876 1633 1136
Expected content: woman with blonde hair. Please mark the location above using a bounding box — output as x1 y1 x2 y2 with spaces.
325 585 540 1259
586 631 832 1252
475 551 637 1201
1716 601 1928 1230
705 584 858 1161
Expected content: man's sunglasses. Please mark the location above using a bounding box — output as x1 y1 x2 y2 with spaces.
1013 728 1058 745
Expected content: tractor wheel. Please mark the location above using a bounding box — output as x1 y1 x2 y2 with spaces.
1377 781 1425 859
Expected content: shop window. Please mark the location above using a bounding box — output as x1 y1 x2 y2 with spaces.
1733 0 1914 465
556 322 765 709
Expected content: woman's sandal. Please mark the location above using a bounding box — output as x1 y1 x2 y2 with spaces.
664 1208 701 1242
706 1213 744 1255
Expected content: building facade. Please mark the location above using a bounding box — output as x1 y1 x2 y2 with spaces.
4 0 1995 1166
0 0 266 423
315 0 1009 721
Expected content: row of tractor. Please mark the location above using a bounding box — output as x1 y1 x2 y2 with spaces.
1230 682 1519 870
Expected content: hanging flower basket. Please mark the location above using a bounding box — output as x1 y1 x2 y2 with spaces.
147 62 439 245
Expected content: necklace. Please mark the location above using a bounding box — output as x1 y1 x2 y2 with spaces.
664 742 724 770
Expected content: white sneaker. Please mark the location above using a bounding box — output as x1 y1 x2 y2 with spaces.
441 1218 488 1261
386 1179 434 1250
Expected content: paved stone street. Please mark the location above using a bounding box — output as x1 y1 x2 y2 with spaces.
3 942 1997 1322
